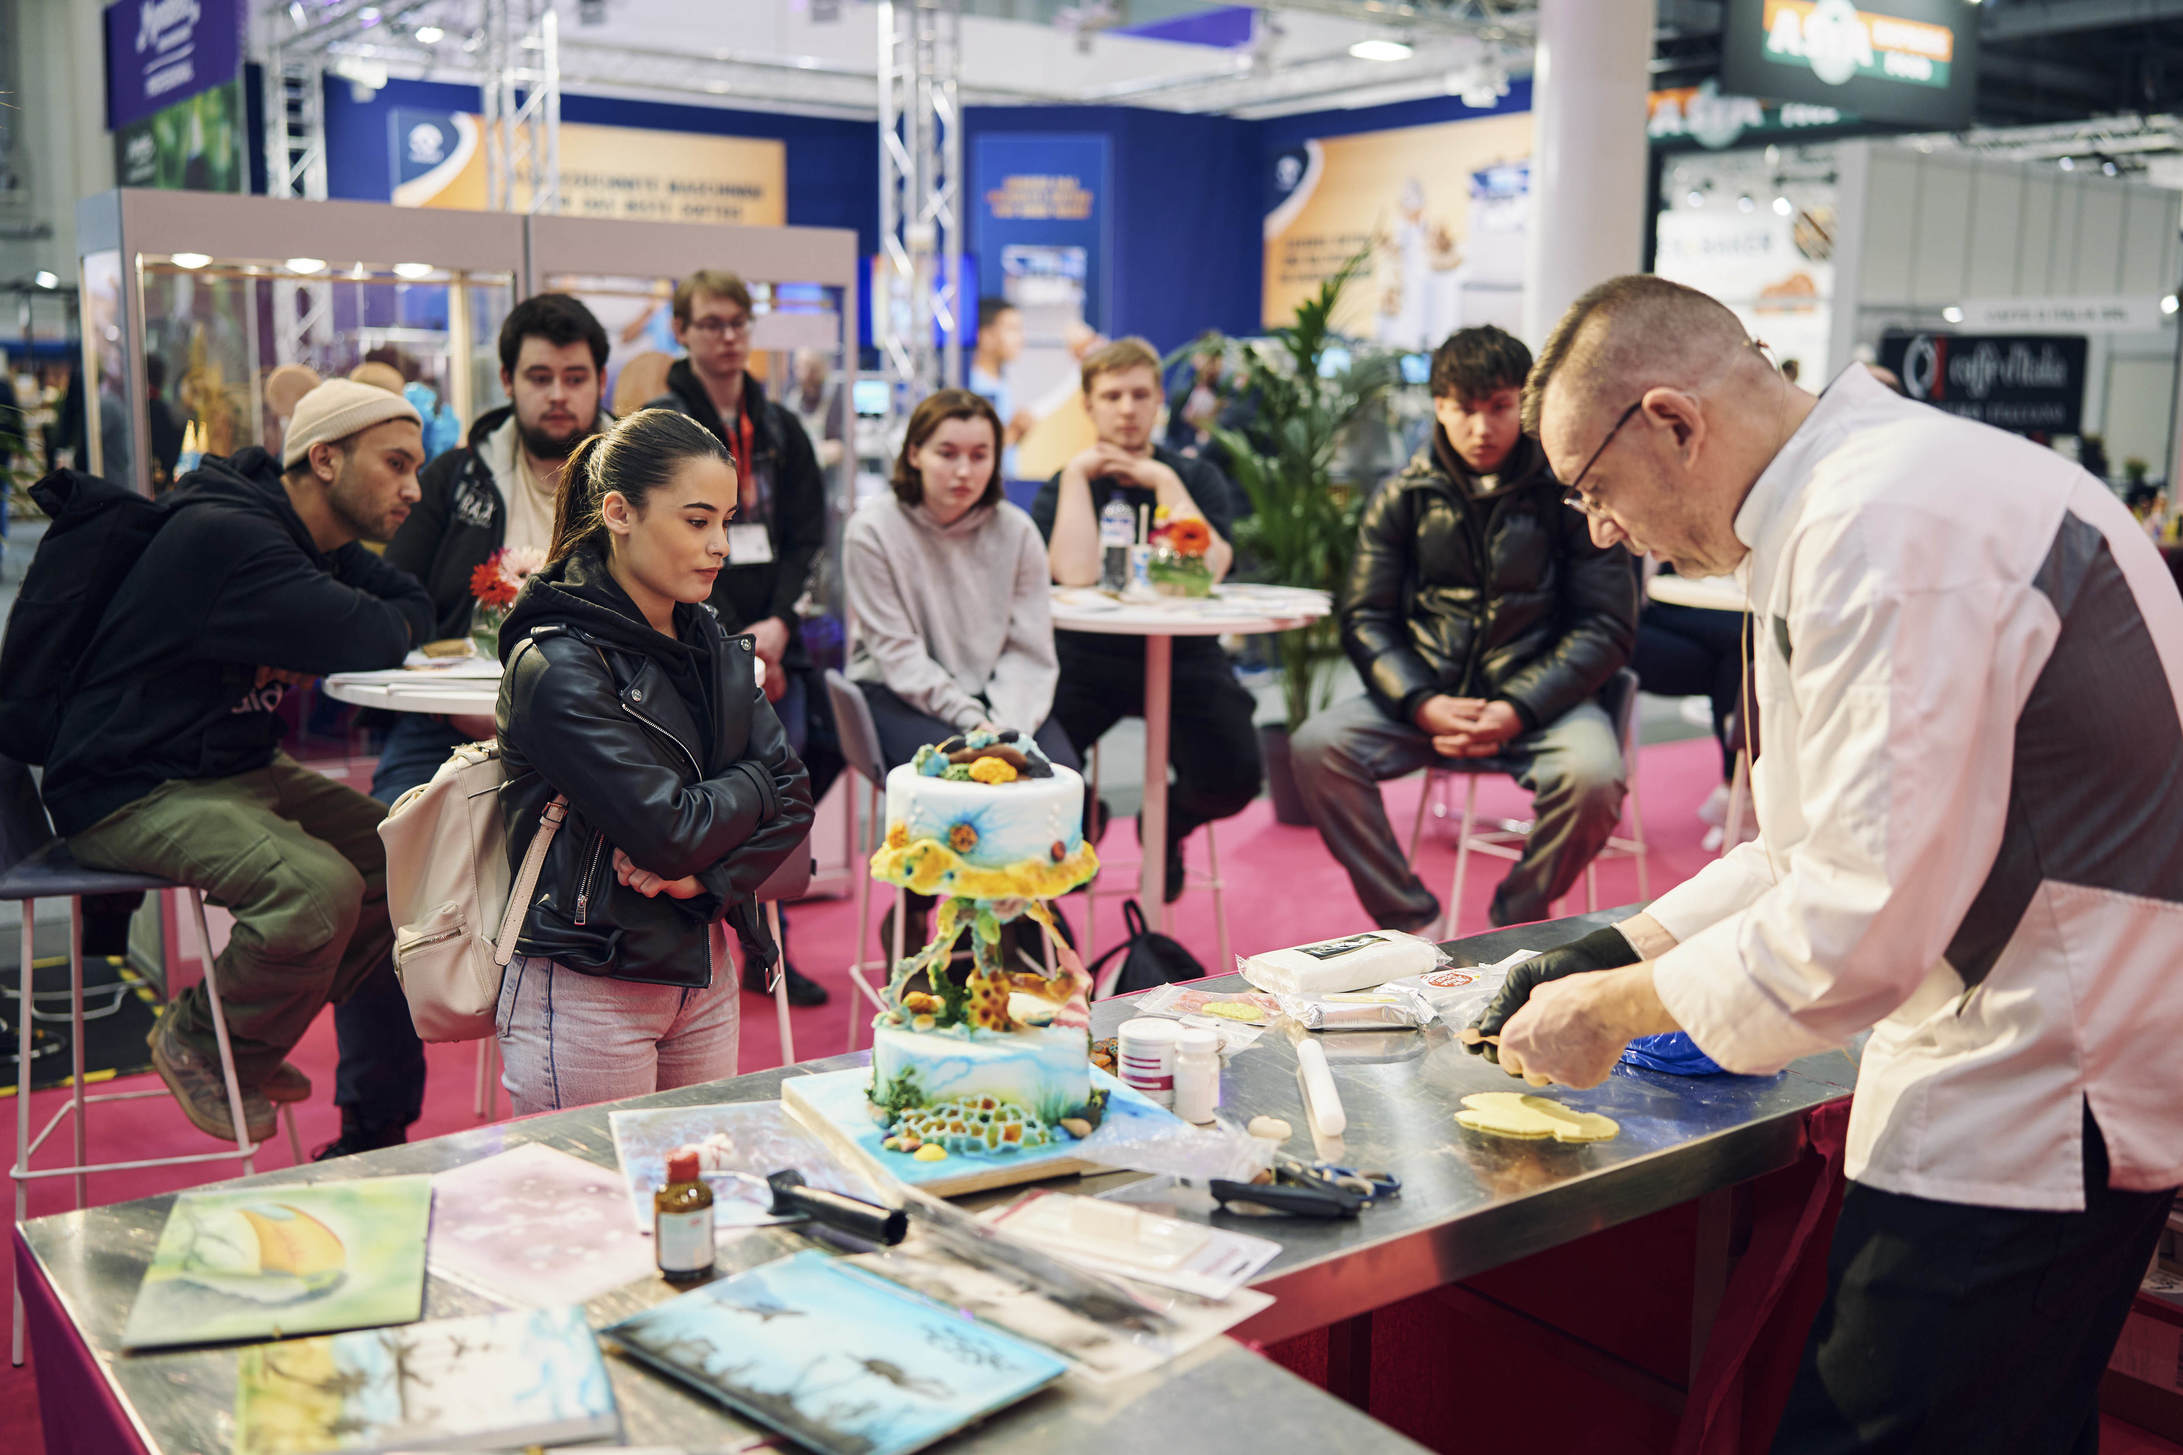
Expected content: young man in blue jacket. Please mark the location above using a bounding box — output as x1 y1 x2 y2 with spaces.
49 381 433 1143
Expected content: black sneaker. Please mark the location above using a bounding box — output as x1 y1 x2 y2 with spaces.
743 959 830 1006
1133 815 1187 904
311 1120 407 1162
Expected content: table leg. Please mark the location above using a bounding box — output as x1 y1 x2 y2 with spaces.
1139 634 1173 935
1326 1310 1374 1410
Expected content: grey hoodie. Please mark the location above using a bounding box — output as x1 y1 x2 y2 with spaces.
844 493 1058 734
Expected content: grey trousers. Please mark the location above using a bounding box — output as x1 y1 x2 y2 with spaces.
1290 695 1626 929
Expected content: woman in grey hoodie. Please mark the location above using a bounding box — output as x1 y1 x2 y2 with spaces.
845 388 1074 774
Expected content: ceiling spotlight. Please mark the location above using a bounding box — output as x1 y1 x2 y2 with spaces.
2102 160 2119 176
2163 294 2180 316
1942 305 1965 323
288 1 306 27
1350 39 1414 62
33 270 58 289
170 252 210 269
393 262 434 280
415 25 444 43
1772 195 1794 216
285 257 327 275
1737 194 1755 213
358 5 381 24
1686 189 1705 208
2059 155 2076 170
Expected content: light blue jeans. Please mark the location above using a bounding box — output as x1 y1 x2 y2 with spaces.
495 928 739 1115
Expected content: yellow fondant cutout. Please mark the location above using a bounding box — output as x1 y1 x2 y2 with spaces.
1456 1092 1620 1143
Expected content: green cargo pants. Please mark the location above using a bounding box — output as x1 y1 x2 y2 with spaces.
68 751 392 1086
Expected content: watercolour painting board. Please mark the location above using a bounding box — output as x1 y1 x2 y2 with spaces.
427 1143 658 1308
232 1304 619 1453
604 1249 1065 1455
123 1176 434 1350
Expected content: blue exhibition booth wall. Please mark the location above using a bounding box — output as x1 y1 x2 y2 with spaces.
319 74 1533 358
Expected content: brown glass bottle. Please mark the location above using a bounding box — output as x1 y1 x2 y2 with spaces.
653 1150 715 1284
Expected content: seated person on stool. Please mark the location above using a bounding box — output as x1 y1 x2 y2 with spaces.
651 269 841 1006
1031 337 1260 901
45 381 433 1144
333 293 609 1159
1632 584 1754 845
847 388 1074 948
1292 325 1636 931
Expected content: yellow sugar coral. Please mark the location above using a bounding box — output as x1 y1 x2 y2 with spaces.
968 756 1019 785
886 822 909 849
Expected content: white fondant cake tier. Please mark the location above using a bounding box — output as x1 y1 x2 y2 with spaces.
883 762 1084 871
870 1022 1091 1130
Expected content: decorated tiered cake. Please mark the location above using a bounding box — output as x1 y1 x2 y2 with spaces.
865 730 1103 1162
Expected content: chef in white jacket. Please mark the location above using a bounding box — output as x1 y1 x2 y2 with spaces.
1480 274 2183 1453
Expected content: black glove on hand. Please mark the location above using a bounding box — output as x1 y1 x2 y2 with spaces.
1464 924 1642 1063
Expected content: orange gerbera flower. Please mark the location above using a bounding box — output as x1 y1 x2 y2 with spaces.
1165 517 1212 557
469 559 520 609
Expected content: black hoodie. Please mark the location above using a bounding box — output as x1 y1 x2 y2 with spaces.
649 361 826 660
494 539 812 986
41 447 434 837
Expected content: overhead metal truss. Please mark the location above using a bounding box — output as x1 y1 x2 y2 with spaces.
876 0 966 411
480 0 562 213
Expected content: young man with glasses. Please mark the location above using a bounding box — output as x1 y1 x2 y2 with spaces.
1290 325 1636 932
650 269 838 1006
1483 273 2183 1452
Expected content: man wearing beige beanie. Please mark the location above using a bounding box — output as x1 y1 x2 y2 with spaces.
43 378 433 1144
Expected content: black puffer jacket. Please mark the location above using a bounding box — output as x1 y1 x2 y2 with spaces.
1342 431 1635 731
495 541 814 987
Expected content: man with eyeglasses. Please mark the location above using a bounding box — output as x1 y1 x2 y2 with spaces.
1291 325 1636 933
651 268 839 1007
1478 274 2183 1452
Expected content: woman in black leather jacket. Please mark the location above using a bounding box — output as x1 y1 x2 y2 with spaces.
493 409 813 1114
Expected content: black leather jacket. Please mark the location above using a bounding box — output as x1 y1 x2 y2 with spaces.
1341 431 1635 731
494 542 814 987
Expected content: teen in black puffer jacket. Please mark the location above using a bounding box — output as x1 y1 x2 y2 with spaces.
1343 429 1635 731
493 409 813 1114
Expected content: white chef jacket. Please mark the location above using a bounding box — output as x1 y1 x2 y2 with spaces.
1648 365 2183 1211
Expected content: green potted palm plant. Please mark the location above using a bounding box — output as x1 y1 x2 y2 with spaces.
1198 255 1399 824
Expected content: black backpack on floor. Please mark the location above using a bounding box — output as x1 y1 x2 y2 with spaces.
1086 899 1208 998
0 470 167 765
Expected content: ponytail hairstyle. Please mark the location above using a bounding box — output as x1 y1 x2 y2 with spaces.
547 407 734 564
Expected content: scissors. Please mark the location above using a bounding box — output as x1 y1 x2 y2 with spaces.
1274 1154 1401 1207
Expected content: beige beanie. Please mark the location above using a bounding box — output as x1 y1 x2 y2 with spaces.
282 378 422 468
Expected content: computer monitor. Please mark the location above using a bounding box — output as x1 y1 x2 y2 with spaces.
1400 352 1431 386
852 378 891 417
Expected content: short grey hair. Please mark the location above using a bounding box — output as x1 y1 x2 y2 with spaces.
1522 275 1754 437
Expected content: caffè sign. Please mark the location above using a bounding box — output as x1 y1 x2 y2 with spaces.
1877 331 2088 434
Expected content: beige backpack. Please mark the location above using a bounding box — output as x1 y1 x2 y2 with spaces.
378 734 566 1043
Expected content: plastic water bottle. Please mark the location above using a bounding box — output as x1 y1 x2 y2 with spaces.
1099 497 1134 592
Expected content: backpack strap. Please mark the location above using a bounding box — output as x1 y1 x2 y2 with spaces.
492 628 568 966
493 795 566 966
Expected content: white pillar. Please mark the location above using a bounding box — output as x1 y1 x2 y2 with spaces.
1521 0 1657 347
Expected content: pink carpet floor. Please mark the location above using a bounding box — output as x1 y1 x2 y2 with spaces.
7 736 2179 1453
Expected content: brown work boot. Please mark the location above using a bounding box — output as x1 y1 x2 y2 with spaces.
146 1009 276 1143
262 1061 312 1103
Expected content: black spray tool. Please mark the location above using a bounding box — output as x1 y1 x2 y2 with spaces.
719 1169 909 1246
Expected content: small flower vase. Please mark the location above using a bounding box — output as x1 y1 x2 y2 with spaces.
1147 548 1214 599
469 605 507 660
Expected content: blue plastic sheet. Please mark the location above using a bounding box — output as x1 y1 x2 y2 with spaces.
1620 1030 1725 1076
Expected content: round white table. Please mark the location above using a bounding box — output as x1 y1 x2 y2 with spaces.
1049 582 1331 935
320 659 502 716
1645 572 1746 613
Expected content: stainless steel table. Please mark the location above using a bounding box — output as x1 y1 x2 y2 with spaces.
18 909 1853 1453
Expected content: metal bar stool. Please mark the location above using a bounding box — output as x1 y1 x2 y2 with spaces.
3 754 301 1367
823 672 908 1054
1405 669 1649 941
1081 742 1231 985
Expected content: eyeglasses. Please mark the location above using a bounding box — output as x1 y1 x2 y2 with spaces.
687 314 753 338
1562 399 1643 519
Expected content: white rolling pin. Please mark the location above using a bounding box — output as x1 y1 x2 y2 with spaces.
1294 1038 1347 1139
